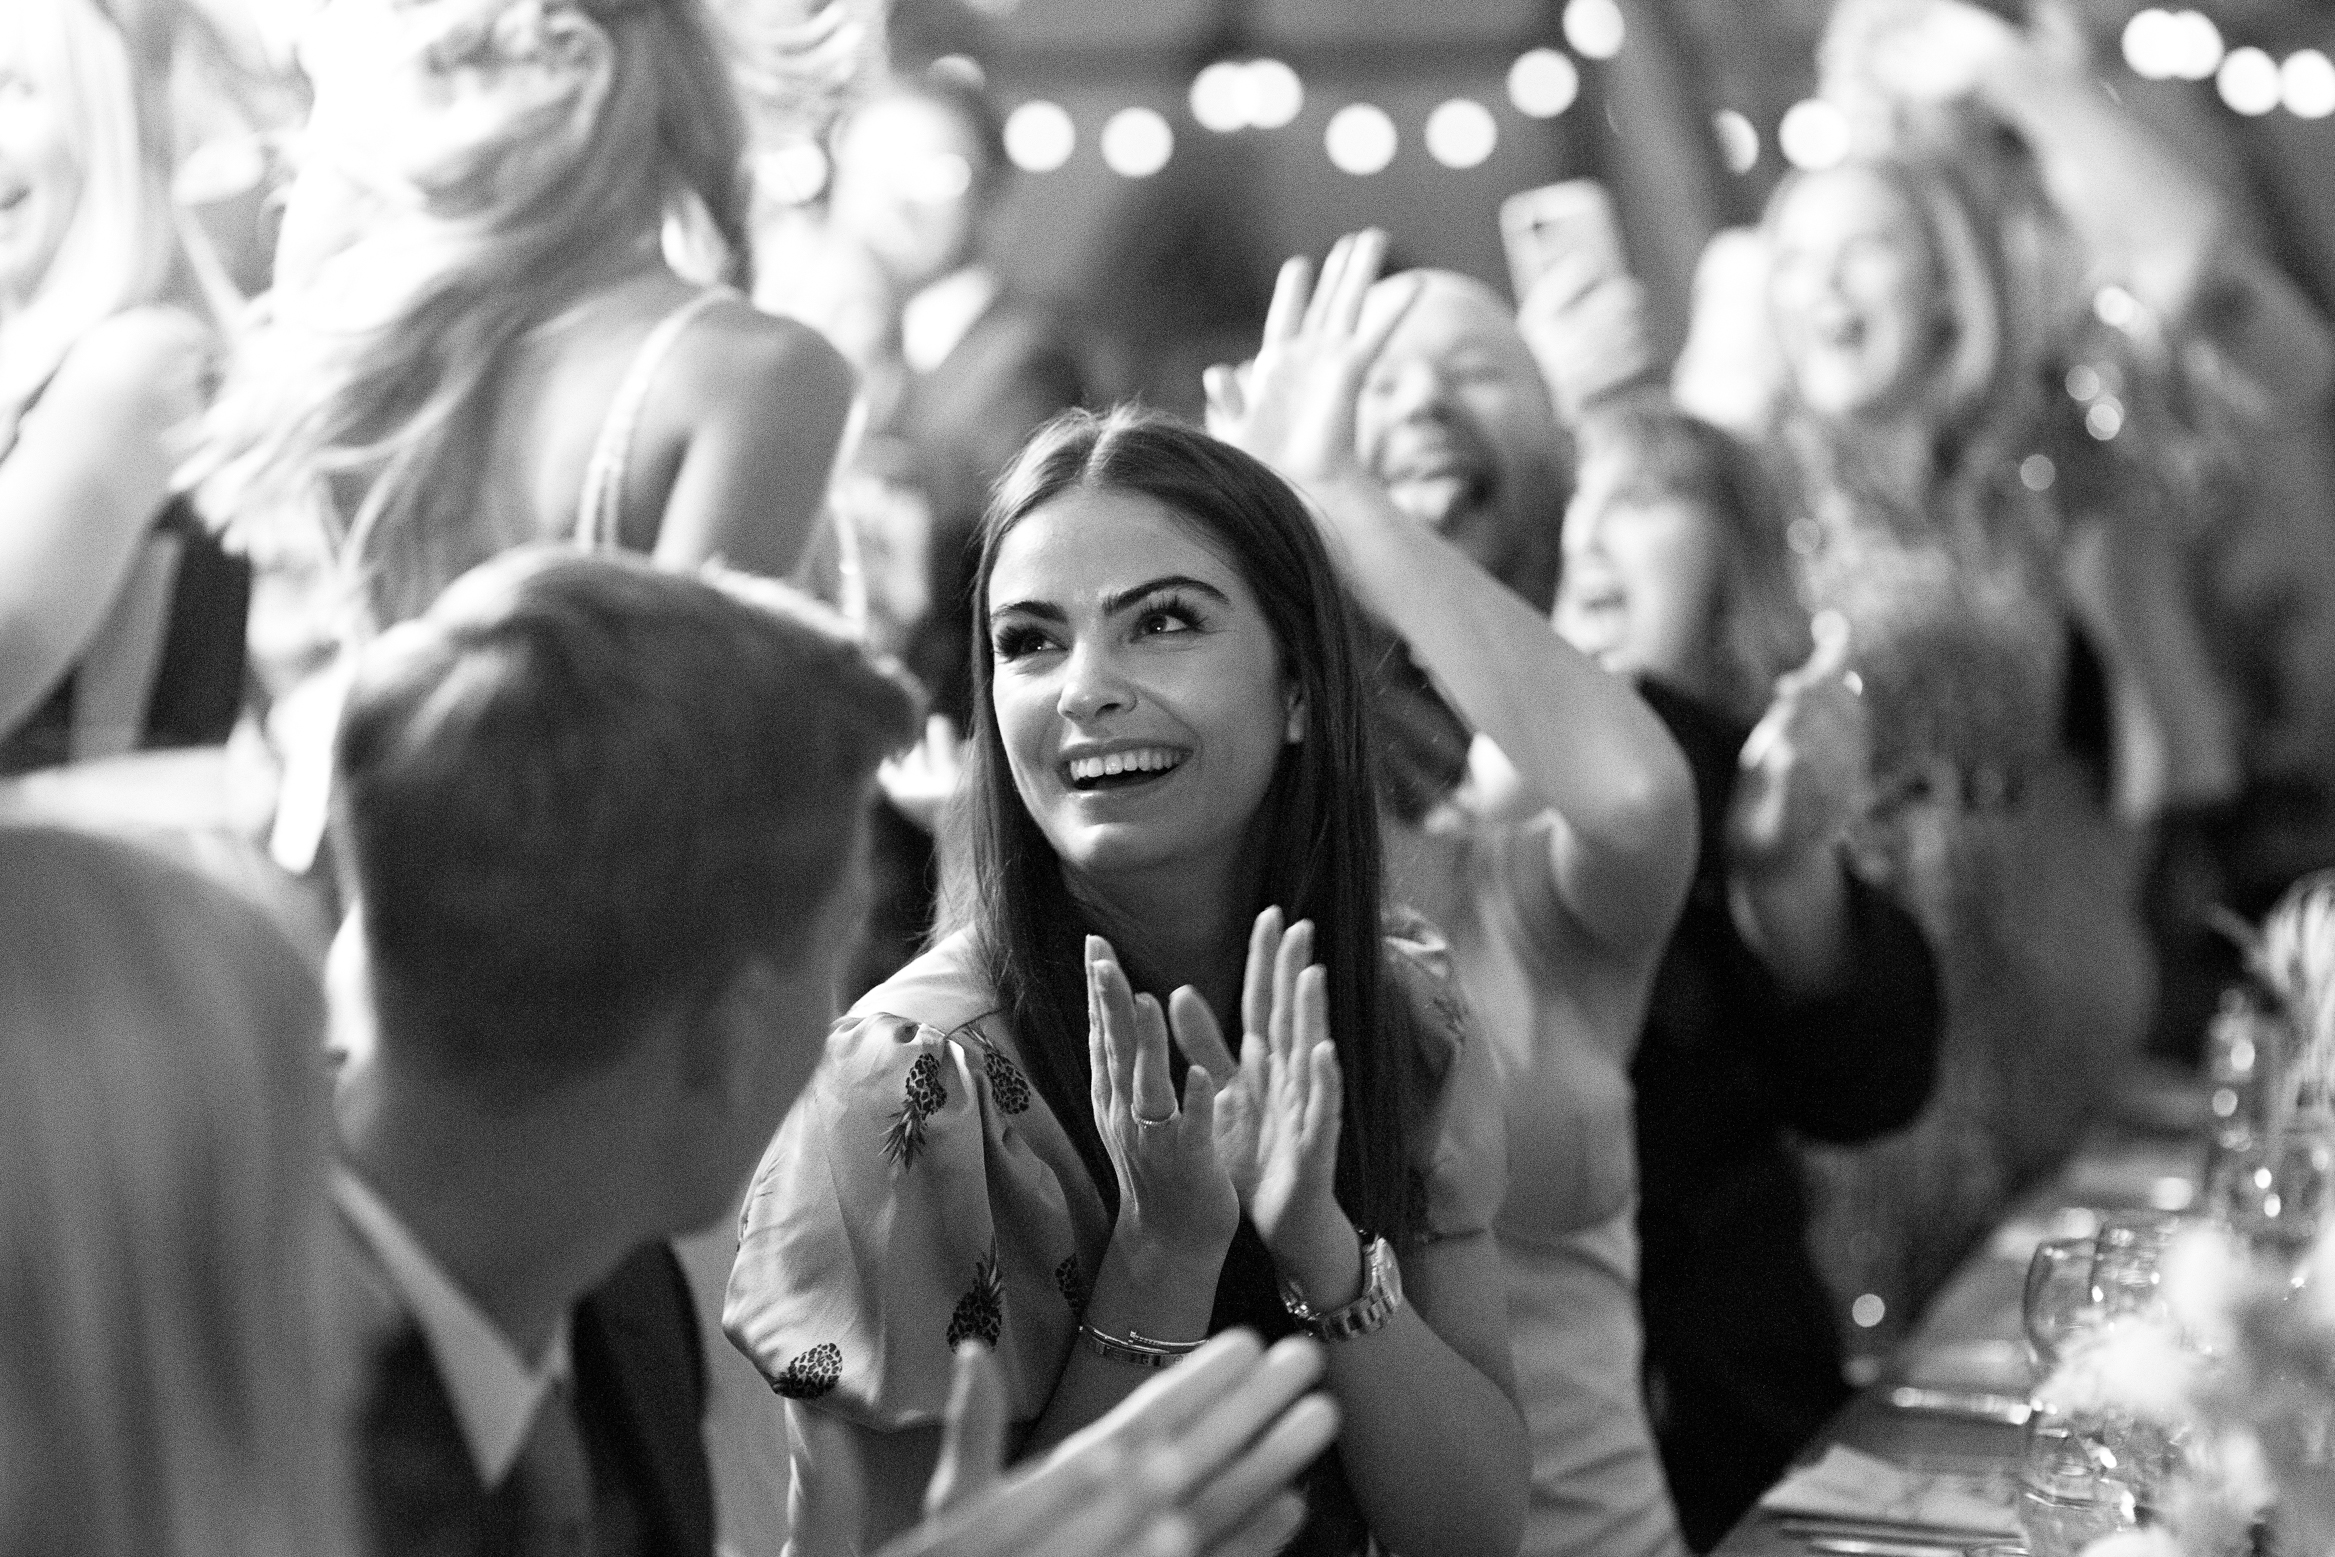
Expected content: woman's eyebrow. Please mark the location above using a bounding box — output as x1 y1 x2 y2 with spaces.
1100 575 1232 615
989 598 1066 624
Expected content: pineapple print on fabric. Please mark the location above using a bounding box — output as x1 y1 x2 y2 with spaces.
947 1244 1005 1348
770 1342 841 1400
1054 1253 1091 1319
883 1051 949 1167
981 1040 1031 1115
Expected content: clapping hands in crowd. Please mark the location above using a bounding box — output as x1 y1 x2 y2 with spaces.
1084 908 1351 1293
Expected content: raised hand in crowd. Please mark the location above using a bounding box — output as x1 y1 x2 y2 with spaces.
1209 229 1696 960
876 714 967 834
1727 612 1876 997
897 1331 1337 1557
1201 238 1414 489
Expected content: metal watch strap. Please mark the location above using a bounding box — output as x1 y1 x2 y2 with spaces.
1080 1323 1204 1368
1279 1230 1404 1342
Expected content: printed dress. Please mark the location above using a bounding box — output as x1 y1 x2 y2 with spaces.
723 921 1505 1557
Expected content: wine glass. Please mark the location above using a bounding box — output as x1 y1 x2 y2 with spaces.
2023 1236 2099 1377
2088 1212 2186 1322
2207 1125 2335 1270
2016 1407 2135 1557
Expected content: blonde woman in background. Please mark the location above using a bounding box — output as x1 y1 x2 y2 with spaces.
1756 154 2154 1355
0 0 247 773
199 0 855 867
0 823 348 1557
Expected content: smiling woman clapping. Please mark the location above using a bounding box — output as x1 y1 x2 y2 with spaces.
724 408 1527 1557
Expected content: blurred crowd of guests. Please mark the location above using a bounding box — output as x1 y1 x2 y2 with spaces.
6 0 2335 1556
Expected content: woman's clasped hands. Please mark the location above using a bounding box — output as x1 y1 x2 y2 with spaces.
1086 908 1360 1305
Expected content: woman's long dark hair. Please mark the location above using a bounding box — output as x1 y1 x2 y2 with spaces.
943 407 1425 1251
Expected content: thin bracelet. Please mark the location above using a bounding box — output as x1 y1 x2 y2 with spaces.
1079 1323 1205 1369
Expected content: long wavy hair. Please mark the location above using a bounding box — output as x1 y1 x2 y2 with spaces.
198 0 748 628
942 407 1427 1253
0 0 188 437
1764 153 2047 570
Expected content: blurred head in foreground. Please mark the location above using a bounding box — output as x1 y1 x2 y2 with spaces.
331 546 917 1227
0 823 346 1557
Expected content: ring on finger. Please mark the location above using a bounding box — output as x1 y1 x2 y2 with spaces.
1133 1112 1176 1130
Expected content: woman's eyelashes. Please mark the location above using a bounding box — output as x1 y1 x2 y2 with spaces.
1132 590 1206 638
990 592 1210 662
991 621 1055 661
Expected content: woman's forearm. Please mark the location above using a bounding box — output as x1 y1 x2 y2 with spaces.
1021 1234 1223 1456
1308 470 1697 952
1281 1225 1526 1557
1262 1207 1524 1557
1320 1311 1529 1557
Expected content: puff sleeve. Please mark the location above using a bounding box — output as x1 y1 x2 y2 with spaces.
722 1004 1111 1435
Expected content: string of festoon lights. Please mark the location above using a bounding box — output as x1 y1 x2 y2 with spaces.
749 0 2334 204
995 0 1624 180
1723 6 2335 191
2118 7 2335 117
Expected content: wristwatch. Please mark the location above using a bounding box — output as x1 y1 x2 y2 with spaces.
1278 1230 1404 1342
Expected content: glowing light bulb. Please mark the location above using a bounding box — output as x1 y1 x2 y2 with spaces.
2168 10 2224 81
2219 47 2281 114
1100 107 1174 178
1324 103 1398 176
2283 50 2335 118
1003 101 1075 173
1247 59 1304 129
1563 0 1625 60
1424 98 1498 169
2122 8 2178 79
1507 48 1580 119
1190 61 1253 133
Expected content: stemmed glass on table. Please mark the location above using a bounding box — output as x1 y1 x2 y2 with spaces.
2014 1215 2190 1557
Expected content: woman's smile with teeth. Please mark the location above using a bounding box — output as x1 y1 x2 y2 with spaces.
1065 747 1185 787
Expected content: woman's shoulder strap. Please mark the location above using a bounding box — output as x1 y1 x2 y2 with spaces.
573 287 739 549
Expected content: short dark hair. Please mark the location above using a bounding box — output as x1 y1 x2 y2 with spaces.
947 407 1426 1248
333 548 919 1098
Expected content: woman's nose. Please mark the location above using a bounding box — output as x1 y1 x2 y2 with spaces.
1056 639 1134 722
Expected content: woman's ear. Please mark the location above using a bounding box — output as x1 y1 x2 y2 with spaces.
1284 685 1307 745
